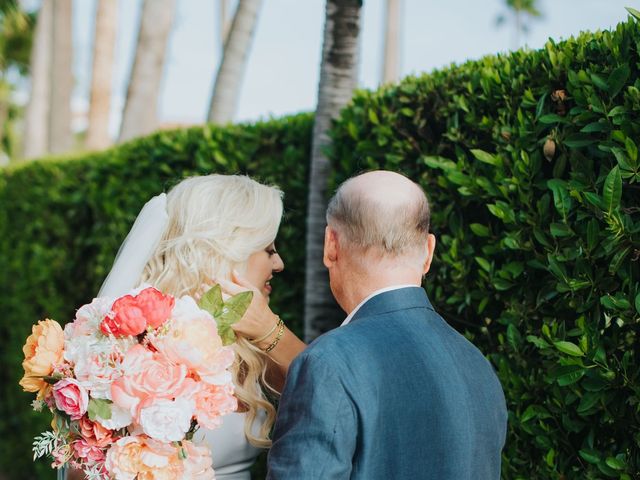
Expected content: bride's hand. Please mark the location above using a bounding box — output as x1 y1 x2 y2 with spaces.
217 271 280 341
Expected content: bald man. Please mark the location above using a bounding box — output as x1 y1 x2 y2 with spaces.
267 171 507 479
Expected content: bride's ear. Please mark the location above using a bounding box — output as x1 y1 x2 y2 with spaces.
323 226 339 268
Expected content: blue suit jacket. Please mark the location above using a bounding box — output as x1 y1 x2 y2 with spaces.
267 287 507 479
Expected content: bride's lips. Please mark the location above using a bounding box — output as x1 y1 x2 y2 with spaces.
264 279 272 295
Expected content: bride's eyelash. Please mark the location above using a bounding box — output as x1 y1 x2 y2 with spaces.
266 248 277 256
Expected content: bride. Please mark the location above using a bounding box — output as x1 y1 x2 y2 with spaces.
81 174 306 480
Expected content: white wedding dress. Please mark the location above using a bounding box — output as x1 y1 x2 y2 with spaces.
195 411 265 480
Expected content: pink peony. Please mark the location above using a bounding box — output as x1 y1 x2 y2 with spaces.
53 378 89 420
72 438 105 463
111 344 193 421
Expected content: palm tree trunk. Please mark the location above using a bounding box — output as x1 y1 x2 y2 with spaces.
22 0 52 159
85 0 117 151
304 0 362 341
118 0 176 143
48 0 74 155
381 0 400 84
220 0 231 48
207 0 263 124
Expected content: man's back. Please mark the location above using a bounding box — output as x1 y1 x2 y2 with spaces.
268 287 507 479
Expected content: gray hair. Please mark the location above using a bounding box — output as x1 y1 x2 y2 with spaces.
326 176 430 255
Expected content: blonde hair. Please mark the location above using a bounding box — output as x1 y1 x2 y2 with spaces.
140 174 283 448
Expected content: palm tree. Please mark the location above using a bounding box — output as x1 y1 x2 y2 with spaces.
497 0 541 49
118 0 176 143
0 1 33 160
48 0 73 155
85 0 117 151
22 0 52 159
381 0 401 84
207 0 263 124
304 0 362 341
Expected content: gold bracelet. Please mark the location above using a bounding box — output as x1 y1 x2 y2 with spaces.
264 318 285 353
250 317 280 344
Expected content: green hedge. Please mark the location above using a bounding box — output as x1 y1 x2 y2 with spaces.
329 19 640 480
0 114 312 478
2 18 639 480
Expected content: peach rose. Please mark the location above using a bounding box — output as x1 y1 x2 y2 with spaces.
105 436 145 480
78 416 115 447
182 440 215 480
151 296 235 385
19 319 65 398
111 345 192 421
193 383 237 429
105 436 184 480
53 378 89 420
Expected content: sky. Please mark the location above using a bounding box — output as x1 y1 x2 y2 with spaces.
60 0 636 136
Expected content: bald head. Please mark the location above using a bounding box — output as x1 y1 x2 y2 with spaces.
326 171 430 256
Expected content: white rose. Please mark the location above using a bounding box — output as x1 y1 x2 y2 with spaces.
95 403 133 430
139 398 194 442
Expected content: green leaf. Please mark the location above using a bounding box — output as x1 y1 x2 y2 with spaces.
216 291 254 346
626 6 640 21
590 73 609 91
88 398 112 421
475 257 491 272
550 223 572 237
471 149 502 167
198 284 224 317
603 166 622 215
580 121 610 133
554 341 584 357
521 404 550 423
469 223 490 237
579 449 601 465
507 324 522 349
577 392 601 414
625 137 638 162
368 109 380 125
487 201 516 223
635 293 640 315
526 335 550 349
538 114 568 124
422 155 457 171
563 134 596 148
547 179 572 220
608 63 630 98
557 368 586 386
605 457 625 471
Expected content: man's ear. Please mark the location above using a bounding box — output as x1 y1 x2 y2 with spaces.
323 226 339 268
422 233 436 275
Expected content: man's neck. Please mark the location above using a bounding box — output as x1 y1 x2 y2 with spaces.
342 277 421 315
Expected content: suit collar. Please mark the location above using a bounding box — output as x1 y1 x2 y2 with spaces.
348 286 433 325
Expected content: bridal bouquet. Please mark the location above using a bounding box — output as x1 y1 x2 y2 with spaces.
19 285 251 480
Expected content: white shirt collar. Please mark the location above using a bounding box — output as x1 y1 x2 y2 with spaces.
340 285 420 326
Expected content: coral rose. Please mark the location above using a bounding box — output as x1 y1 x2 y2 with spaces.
19 319 65 399
135 287 175 329
105 436 145 480
53 378 89 420
100 287 174 337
